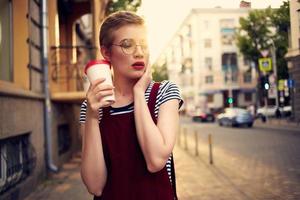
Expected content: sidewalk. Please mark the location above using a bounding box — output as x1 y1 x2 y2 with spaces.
24 154 92 200
24 138 300 200
26 146 238 200
254 117 300 132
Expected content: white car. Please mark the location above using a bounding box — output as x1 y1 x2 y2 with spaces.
256 106 278 117
217 108 254 127
256 106 292 118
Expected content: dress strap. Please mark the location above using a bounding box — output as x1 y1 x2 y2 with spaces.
147 82 178 200
102 106 110 118
147 82 160 124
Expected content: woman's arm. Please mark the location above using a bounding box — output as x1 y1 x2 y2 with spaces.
80 78 113 196
80 108 107 196
134 89 179 173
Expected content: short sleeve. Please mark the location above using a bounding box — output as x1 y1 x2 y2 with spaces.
79 100 102 124
157 80 183 109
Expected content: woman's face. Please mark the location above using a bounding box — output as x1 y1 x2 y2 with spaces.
107 25 149 80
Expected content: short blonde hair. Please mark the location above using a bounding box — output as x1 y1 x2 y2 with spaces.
99 11 145 48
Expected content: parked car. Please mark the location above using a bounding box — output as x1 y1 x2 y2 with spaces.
256 105 292 118
192 109 215 122
217 108 254 127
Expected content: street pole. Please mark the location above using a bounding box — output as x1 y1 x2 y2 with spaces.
270 40 279 108
227 54 233 108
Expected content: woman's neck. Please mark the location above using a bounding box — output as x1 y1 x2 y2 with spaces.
112 75 137 107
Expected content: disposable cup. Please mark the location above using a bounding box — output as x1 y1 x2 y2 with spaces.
84 60 115 105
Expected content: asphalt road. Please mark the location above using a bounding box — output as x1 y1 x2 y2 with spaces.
179 117 300 199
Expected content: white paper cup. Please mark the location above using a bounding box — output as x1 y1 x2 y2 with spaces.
82 74 90 93
84 60 115 105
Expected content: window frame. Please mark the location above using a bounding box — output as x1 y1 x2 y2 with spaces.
204 39 212 48
205 75 214 84
244 92 253 102
0 0 13 82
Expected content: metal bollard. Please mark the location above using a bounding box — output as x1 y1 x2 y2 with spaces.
194 130 199 156
184 127 188 150
208 134 213 165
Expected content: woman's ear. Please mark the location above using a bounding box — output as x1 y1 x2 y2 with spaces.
100 46 111 62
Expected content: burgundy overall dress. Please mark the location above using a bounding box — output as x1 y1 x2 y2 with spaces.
95 83 175 200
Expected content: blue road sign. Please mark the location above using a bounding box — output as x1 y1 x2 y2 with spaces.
287 79 295 88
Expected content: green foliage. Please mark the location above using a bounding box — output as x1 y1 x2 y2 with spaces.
236 1 290 79
152 63 169 82
270 1 290 79
105 0 142 16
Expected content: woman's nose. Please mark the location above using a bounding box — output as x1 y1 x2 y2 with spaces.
133 45 144 57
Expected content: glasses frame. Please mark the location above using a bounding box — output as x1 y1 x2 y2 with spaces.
111 39 149 55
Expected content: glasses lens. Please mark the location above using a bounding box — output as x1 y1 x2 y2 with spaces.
120 39 136 54
140 44 149 54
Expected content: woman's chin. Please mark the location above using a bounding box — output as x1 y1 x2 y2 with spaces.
130 71 145 79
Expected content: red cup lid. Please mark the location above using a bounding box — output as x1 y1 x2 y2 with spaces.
84 59 111 75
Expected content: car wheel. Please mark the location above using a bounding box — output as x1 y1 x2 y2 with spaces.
247 123 253 127
207 116 214 122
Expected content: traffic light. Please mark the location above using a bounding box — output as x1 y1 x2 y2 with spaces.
264 82 270 90
260 75 270 90
227 97 234 104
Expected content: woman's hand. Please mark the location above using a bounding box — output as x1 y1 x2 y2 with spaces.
86 78 114 114
133 64 152 94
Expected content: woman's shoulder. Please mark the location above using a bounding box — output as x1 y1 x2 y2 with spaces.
158 80 180 93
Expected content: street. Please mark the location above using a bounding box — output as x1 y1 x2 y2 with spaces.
177 117 300 200
24 116 300 200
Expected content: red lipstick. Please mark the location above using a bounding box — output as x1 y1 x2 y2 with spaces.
132 61 145 70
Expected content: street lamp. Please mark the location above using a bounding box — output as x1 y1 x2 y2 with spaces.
268 39 279 108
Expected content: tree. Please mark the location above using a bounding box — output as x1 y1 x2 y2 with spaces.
152 63 169 82
236 1 290 79
270 1 290 80
236 1 290 106
105 0 142 16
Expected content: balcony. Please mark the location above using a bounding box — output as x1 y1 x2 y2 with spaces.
50 45 97 103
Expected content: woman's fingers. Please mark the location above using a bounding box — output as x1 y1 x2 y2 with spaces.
95 90 114 100
93 84 114 94
89 78 106 90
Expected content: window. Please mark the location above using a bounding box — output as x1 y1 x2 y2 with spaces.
243 57 249 66
187 24 192 38
204 20 209 29
0 0 13 82
298 10 300 34
244 92 252 102
58 124 71 155
205 57 212 70
28 0 43 92
243 72 252 83
0 134 36 194
207 94 214 103
204 39 211 48
220 19 235 46
205 75 213 84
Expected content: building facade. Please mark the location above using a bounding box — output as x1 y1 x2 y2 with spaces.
286 0 300 122
155 8 257 114
0 0 105 199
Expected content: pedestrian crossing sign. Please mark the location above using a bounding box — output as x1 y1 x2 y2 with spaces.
258 58 272 72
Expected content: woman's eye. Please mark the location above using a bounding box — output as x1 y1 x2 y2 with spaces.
122 43 133 48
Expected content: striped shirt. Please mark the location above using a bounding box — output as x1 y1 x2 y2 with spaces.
79 80 183 183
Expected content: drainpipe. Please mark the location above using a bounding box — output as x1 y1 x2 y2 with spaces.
41 0 58 172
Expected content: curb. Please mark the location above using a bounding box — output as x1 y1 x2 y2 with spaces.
254 120 300 132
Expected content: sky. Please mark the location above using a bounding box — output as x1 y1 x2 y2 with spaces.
137 0 288 63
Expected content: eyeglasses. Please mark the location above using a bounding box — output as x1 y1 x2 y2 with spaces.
112 39 149 55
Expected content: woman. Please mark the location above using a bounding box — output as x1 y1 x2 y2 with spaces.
80 11 183 200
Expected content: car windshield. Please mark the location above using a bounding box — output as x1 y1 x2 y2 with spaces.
226 108 248 114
